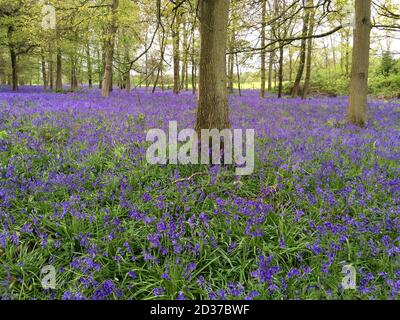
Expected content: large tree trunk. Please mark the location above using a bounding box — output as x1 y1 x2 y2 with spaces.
195 0 230 132
101 0 119 97
260 0 267 98
291 6 310 97
173 15 180 94
348 0 371 127
302 0 315 99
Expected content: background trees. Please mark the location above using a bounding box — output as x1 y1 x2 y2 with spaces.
0 0 399 126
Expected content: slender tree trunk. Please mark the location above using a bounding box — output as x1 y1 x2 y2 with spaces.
124 42 131 92
7 26 18 91
260 0 267 98
173 14 180 94
10 48 17 91
86 43 93 88
49 42 54 90
291 7 310 97
41 49 48 90
181 15 188 90
196 0 230 132
191 20 197 94
278 44 284 98
235 52 241 97
289 49 293 82
348 0 371 127
55 28 63 91
302 0 315 99
227 29 235 94
97 47 103 89
345 29 350 77
101 0 119 97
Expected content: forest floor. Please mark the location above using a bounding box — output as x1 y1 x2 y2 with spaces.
0 86 399 300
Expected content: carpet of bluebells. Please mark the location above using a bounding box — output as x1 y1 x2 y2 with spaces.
0 86 400 300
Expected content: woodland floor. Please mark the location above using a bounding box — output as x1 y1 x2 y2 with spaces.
0 86 399 300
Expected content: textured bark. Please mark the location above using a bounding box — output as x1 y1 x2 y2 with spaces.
291 7 310 97
49 43 54 90
235 52 241 97
181 15 188 90
124 42 131 92
55 50 62 90
277 44 284 98
101 0 119 97
260 0 267 98
7 26 18 91
348 0 371 127
41 49 48 90
191 21 196 94
195 0 230 132
173 15 180 94
86 43 93 88
302 0 315 99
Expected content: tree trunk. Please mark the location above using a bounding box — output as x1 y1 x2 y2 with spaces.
181 15 188 91
55 40 62 91
260 0 267 98
86 43 93 88
236 52 241 97
101 0 119 97
7 26 18 91
345 29 350 78
227 29 235 94
302 0 315 99
173 15 180 94
49 43 54 90
41 49 48 90
191 20 197 94
10 48 17 91
291 6 310 97
195 0 230 132
124 42 131 92
348 0 371 127
277 44 284 98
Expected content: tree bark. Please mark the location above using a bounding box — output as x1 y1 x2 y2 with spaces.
7 26 18 91
260 0 267 98
55 28 63 91
49 43 54 90
236 52 241 97
173 14 180 94
302 0 315 99
86 43 93 88
101 0 119 97
348 0 371 127
195 0 230 132
277 44 284 98
41 48 48 90
291 6 310 97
